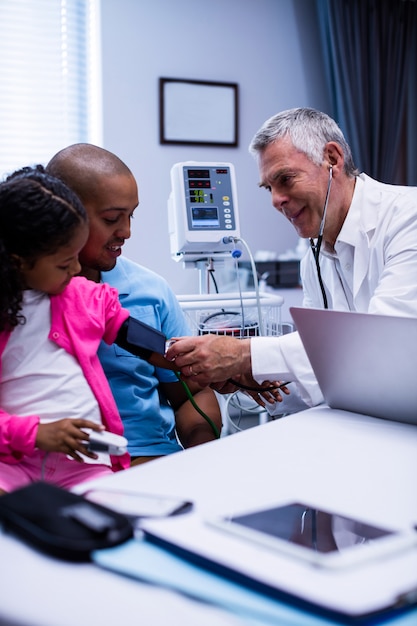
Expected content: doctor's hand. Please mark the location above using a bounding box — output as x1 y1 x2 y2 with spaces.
166 334 251 386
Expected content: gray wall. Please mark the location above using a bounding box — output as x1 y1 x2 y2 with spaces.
100 0 330 295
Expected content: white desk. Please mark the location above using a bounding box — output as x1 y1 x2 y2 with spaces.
0 527 244 626
75 405 417 524
1 406 417 625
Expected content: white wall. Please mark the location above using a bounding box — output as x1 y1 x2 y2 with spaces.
100 0 330 295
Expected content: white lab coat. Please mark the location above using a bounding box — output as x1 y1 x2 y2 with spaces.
251 174 417 406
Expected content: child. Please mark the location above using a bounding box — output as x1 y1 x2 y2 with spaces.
0 166 131 494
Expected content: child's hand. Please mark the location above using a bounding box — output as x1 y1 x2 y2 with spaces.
36 419 105 462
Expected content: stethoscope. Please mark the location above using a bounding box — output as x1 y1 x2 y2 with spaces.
309 165 333 309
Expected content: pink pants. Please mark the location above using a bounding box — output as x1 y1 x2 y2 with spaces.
0 450 114 492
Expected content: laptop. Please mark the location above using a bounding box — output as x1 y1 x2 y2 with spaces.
289 307 417 425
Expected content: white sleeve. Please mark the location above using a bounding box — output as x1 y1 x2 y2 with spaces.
250 331 324 407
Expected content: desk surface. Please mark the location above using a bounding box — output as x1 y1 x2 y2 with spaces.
1 406 417 625
76 405 417 526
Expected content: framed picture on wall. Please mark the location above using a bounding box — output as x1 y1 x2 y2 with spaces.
159 78 239 147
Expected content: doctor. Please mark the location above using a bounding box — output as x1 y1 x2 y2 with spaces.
166 107 417 407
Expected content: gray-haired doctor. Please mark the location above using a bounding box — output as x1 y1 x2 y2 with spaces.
166 108 417 408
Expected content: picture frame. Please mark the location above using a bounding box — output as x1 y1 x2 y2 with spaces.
159 78 239 147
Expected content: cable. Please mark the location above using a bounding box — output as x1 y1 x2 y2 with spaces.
200 239 261 339
232 247 246 336
208 266 220 294
174 371 221 439
227 378 290 393
200 310 259 338
224 392 265 432
224 390 287 433
238 237 265 336
223 236 265 336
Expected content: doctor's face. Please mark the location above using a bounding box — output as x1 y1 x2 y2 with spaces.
258 137 332 240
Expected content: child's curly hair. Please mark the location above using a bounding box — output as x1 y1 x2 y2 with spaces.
0 165 87 331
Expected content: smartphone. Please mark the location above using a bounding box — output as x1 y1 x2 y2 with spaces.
207 502 417 569
85 489 193 519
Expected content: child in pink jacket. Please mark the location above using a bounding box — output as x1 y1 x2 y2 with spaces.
0 166 132 494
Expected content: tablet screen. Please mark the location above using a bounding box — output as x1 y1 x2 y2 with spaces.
229 503 393 554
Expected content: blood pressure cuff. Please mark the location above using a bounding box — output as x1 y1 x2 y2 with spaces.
115 317 177 371
115 316 166 359
0 482 134 561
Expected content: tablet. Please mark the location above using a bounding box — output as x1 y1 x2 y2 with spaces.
85 489 193 519
207 502 417 569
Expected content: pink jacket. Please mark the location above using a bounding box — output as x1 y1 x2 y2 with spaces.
0 277 130 471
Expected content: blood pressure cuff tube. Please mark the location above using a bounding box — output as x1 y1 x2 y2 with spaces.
115 317 167 360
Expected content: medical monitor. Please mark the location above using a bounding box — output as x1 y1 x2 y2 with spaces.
168 162 241 262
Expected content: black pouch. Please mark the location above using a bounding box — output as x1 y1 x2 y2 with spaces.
0 481 134 561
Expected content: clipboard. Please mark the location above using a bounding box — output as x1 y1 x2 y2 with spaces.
138 512 417 621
